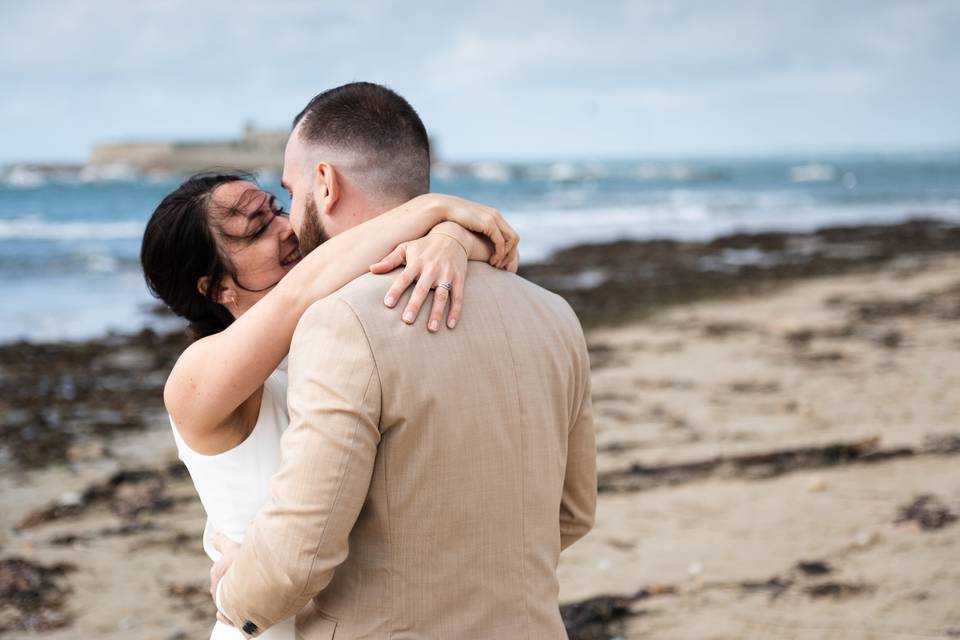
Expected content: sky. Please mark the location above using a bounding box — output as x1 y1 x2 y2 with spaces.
2 0 959 163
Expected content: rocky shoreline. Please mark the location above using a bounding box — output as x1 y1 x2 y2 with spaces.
3 218 958 472
522 217 960 327
2 217 959 638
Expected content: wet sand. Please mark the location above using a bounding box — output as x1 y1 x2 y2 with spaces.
559 251 960 639
2 219 959 639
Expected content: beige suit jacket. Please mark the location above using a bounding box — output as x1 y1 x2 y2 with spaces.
219 263 596 639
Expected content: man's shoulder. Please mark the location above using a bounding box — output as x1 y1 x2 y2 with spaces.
302 264 582 336
341 263 580 320
294 273 386 330
290 273 397 342
328 271 394 311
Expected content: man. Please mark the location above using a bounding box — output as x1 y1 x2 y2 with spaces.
213 82 596 638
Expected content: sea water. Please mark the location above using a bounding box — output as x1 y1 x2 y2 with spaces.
1 153 959 342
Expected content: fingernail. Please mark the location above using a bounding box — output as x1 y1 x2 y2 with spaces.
403 311 414 323
384 296 395 307
429 320 439 331
448 318 457 329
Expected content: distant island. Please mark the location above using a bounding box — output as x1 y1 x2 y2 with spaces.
89 122 287 173
0 125 625 186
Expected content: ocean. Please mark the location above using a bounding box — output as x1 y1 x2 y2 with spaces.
2 153 959 343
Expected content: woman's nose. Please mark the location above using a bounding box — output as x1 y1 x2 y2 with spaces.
277 214 295 241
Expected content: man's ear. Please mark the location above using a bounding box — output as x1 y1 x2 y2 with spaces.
313 161 340 215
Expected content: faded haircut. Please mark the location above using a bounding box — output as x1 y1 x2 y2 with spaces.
292 82 430 202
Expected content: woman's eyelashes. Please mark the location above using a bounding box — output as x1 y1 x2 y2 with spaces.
252 225 270 240
248 208 285 240
237 205 286 243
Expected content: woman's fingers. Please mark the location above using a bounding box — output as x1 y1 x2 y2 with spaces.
210 531 228 552
480 204 517 269
505 248 520 273
499 246 519 272
493 224 518 269
426 282 450 332
485 214 507 266
501 221 519 268
209 565 219 599
447 273 464 329
427 286 450 333
383 263 417 308
379 227 473 329
402 268 435 324
370 244 407 275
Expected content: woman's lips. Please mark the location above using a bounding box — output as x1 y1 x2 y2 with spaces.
280 248 302 266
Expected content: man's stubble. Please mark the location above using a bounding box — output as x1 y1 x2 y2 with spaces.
297 191 331 256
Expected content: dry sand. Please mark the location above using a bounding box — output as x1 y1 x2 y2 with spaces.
2 253 959 639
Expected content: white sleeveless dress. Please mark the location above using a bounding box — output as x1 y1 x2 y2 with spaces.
170 361 295 640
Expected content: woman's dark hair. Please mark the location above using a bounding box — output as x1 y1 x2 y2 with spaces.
141 171 254 340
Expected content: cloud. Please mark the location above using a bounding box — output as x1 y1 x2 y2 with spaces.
1 0 958 161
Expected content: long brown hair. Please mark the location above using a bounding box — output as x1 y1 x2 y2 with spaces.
140 171 251 340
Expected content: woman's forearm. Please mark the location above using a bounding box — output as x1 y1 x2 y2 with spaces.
166 195 444 434
278 194 444 312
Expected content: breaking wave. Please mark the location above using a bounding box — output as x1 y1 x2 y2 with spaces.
0 217 145 241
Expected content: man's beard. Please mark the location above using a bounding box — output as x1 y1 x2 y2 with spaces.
297 192 330 256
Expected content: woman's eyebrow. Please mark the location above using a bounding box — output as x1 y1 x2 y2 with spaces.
244 194 275 221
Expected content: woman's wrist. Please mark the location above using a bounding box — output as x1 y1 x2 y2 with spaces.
429 221 475 258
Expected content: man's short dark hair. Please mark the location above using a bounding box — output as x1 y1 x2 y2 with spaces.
293 82 430 201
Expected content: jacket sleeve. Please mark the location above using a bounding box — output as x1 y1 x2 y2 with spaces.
560 333 597 551
218 297 381 635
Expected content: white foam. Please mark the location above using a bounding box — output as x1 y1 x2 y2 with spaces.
82 254 121 273
510 197 960 264
1 167 47 188
0 217 145 241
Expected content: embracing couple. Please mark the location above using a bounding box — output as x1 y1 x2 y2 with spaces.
141 82 596 639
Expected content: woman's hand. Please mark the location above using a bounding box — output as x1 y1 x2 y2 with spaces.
370 233 470 332
423 194 519 269
369 195 520 331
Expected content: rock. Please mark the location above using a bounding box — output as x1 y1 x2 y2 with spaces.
796 560 832 576
561 594 636 640
0 557 76 634
896 495 958 531
804 582 872 599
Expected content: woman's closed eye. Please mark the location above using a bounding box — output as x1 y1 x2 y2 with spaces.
247 209 284 240
248 218 272 240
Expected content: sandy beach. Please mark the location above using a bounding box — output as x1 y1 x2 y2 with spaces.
2 220 959 639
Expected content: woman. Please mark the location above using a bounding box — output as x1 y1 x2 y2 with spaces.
140 172 517 640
